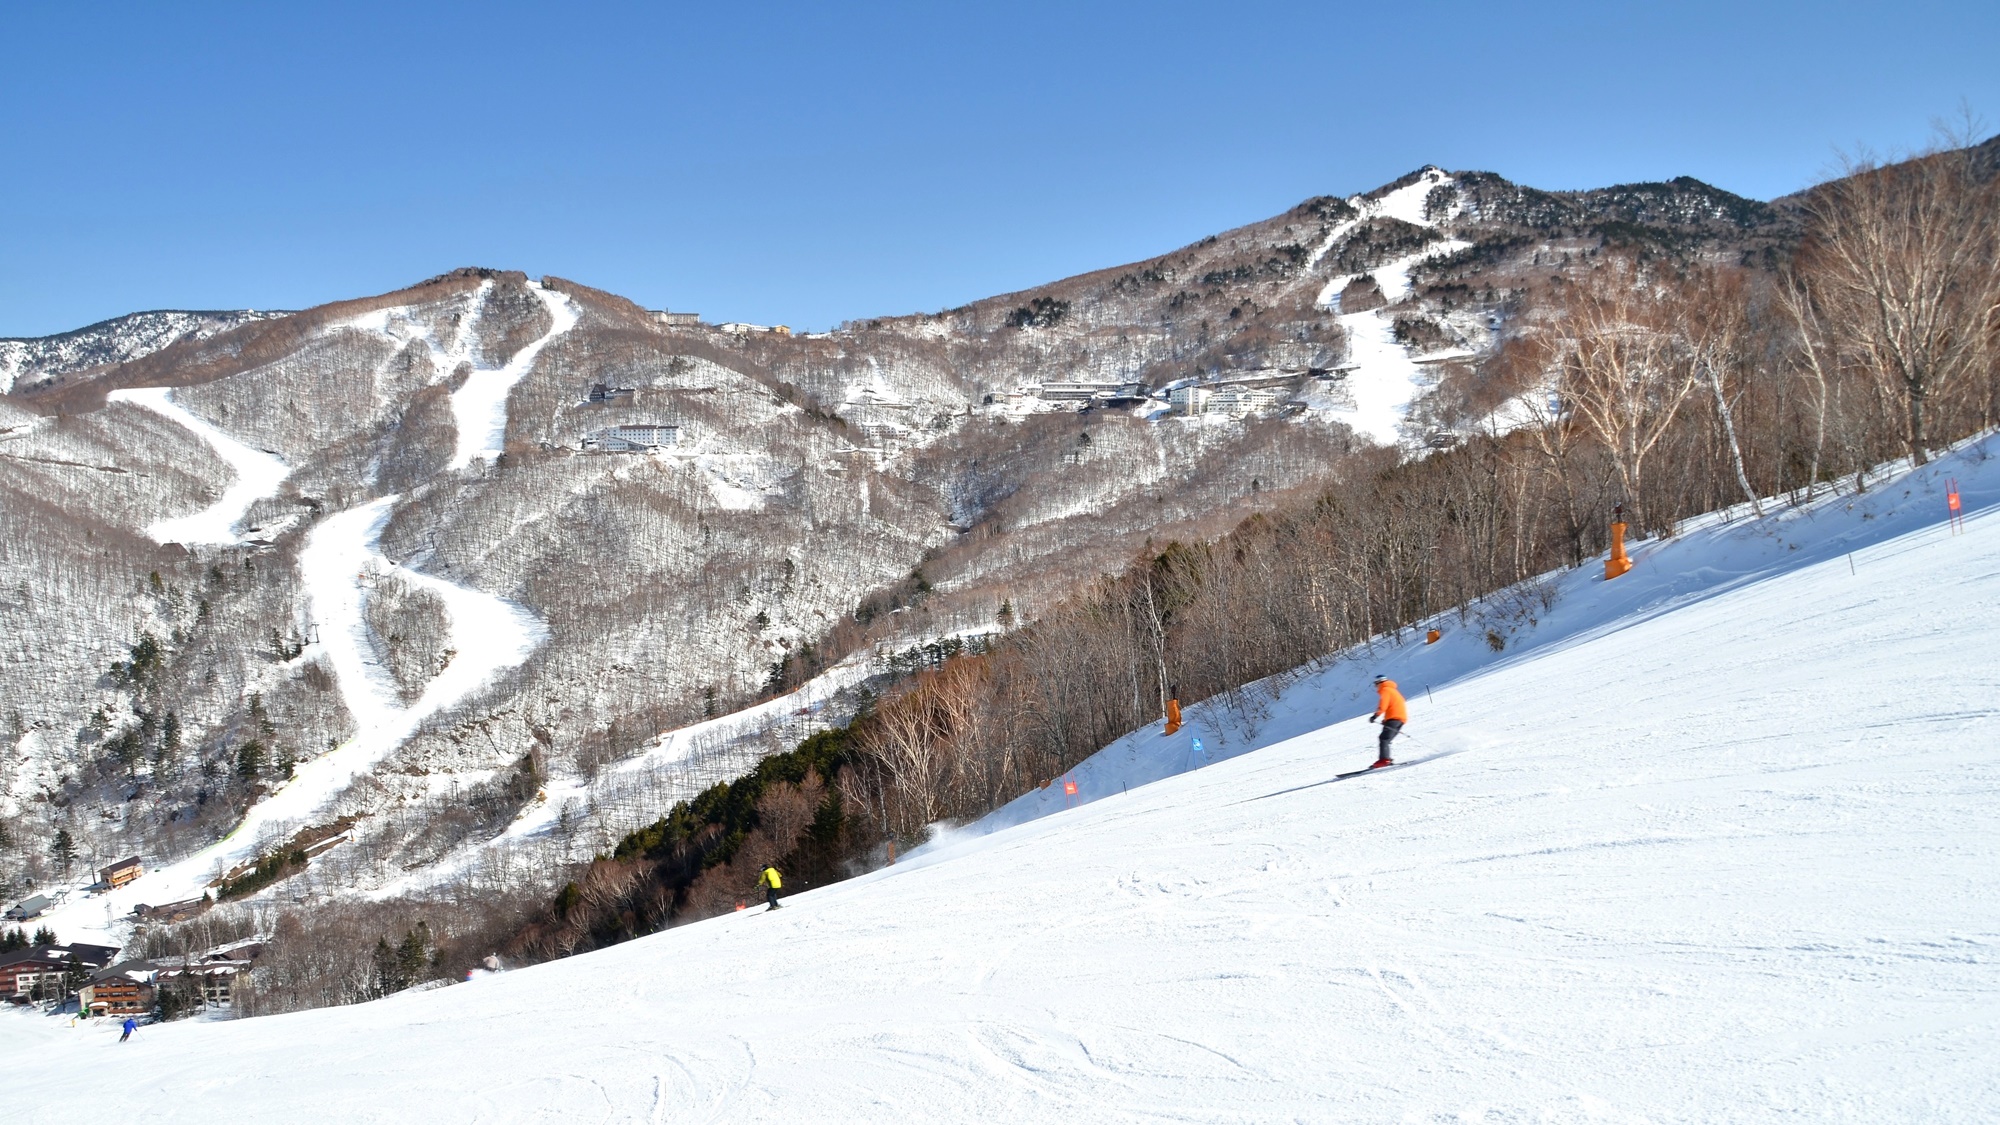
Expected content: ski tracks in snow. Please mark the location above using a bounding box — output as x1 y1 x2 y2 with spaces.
1238 742 1477 804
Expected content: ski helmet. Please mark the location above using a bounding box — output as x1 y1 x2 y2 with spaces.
1372 674 1388 684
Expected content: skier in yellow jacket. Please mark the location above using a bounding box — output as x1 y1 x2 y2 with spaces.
759 864 783 911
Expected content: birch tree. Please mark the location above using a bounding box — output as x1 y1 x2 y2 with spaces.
1538 262 1701 529
1799 137 2000 465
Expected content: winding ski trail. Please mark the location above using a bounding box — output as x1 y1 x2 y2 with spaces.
1308 168 1469 446
41 281 573 935
36 495 547 941
448 281 577 469
104 386 291 545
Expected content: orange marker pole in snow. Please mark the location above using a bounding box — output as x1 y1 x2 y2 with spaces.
1163 698 1182 736
1063 777 1079 809
1947 479 1964 535
1606 504 1633 580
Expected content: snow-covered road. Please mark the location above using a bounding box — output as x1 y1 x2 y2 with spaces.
11 439 1996 1121
104 387 291 545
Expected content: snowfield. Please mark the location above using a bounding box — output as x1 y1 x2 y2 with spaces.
6 439 1996 1122
1321 244 1469 446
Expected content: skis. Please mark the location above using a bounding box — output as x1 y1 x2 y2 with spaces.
1332 762 1403 780
1240 759 1421 803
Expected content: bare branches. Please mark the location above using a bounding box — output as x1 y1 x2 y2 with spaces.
1798 136 2000 463
1676 267 1763 515
1534 258 1702 529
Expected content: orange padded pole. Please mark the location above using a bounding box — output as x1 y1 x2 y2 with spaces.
1606 517 1633 579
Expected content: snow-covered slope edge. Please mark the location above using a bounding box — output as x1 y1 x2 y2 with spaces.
962 432 2000 839
4 439 1996 1121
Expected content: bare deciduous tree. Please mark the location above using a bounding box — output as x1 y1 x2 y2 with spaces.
1537 260 1702 528
1676 267 1763 515
1798 135 2000 465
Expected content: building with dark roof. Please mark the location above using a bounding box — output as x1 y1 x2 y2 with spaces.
100 856 143 889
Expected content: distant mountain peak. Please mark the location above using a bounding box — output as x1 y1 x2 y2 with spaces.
1 308 290 394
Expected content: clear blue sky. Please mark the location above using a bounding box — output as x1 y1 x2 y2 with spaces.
4 1 1995 338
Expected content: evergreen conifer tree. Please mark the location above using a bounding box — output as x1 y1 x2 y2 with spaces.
236 740 265 781
52 828 75 877
396 924 430 985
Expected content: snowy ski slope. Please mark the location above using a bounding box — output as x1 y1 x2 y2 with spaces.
448 281 577 469
31 282 578 937
967 437 1999 840
1310 167 1470 446
104 386 291 545
30 495 549 944
5 439 1996 1122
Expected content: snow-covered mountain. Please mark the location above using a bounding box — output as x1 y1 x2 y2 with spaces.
0 165 1800 930
5 425 1991 1123
0 308 289 395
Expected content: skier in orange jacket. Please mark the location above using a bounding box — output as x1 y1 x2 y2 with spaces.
1368 675 1407 767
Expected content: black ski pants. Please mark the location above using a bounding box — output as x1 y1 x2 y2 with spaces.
1378 719 1404 759
765 887 781 909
